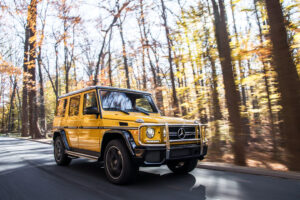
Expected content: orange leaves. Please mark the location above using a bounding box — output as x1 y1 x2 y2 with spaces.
0 56 21 76
251 42 272 61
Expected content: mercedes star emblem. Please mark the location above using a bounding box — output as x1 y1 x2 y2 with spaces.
177 128 186 139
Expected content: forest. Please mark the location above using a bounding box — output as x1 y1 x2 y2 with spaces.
0 0 299 171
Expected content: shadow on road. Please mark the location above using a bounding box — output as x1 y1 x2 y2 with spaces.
59 160 207 199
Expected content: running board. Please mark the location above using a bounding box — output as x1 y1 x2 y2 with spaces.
65 150 98 160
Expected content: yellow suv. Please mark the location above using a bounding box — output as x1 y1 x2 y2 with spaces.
53 86 208 184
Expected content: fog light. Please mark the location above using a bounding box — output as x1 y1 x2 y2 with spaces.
163 128 166 137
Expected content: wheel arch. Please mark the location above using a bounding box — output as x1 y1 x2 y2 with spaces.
53 129 70 150
100 130 136 160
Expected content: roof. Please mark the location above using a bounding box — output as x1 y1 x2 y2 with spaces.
58 86 151 99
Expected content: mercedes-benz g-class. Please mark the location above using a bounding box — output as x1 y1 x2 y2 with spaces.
53 86 208 184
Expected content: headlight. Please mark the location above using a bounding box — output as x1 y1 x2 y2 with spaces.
146 127 155 138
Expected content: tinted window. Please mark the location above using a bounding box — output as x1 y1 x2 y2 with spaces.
69 96 80 116
100 90 157 113
56 99 67 117
83 92 98 114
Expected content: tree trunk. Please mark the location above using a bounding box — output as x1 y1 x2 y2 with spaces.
108 30 113 86
211 0 247 165
27 0 42 139
179 62 187 116
37 46 46 135
151 45 165 115
160 0 179 116
21 17 30 137
253 0 277 156
55 43 59 98
230 0 251 145
1 92 5 133
138 22 147 90
208 54 222 121
94 30 109 86
16 87 22 132
8 77 17 132
65 67 69 93
207 43 223 156
118 22 130 89
63 8 70 94
265 0 300 170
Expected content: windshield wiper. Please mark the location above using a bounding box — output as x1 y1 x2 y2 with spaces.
135 107 149 115
117 109 130 115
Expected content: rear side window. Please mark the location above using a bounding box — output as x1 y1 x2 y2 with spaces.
69 96 81 116
56 99 67 117
83 92 98 114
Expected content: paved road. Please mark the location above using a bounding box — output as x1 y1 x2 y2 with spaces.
0 137 299 200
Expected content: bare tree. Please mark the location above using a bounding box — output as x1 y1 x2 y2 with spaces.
93 1 130 86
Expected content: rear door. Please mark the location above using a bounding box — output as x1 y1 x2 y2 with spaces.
78 90 101 153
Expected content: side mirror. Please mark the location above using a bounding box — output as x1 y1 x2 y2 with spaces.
84 107 99 115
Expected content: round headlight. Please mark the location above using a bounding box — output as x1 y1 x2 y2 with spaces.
146 127 155 138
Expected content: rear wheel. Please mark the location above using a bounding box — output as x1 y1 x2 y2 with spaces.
54 136 71 166
104 139 138 184
167 158 198 174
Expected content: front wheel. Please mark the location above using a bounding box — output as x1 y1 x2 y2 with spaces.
104 140 138 184
54 136 71 166
167 158 198 174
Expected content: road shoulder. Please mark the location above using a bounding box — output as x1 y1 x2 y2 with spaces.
198 161 300 180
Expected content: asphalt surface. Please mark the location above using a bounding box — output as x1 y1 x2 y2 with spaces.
0 137 300 200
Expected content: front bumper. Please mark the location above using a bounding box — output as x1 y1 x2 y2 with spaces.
133 143 208 166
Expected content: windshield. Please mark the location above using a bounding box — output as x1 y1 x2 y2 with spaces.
100 90 158 113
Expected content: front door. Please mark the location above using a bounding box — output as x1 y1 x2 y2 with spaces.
78 90 101 153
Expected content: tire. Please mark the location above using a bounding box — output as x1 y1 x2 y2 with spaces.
167 158 198 174
54 136 72 166
104 139 138 184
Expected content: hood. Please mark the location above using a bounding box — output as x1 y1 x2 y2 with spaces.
102 113 195 125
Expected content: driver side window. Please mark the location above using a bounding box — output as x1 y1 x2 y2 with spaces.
83 92 98 115
135 98 152 112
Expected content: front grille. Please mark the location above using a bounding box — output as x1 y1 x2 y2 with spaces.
169 126 196 140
